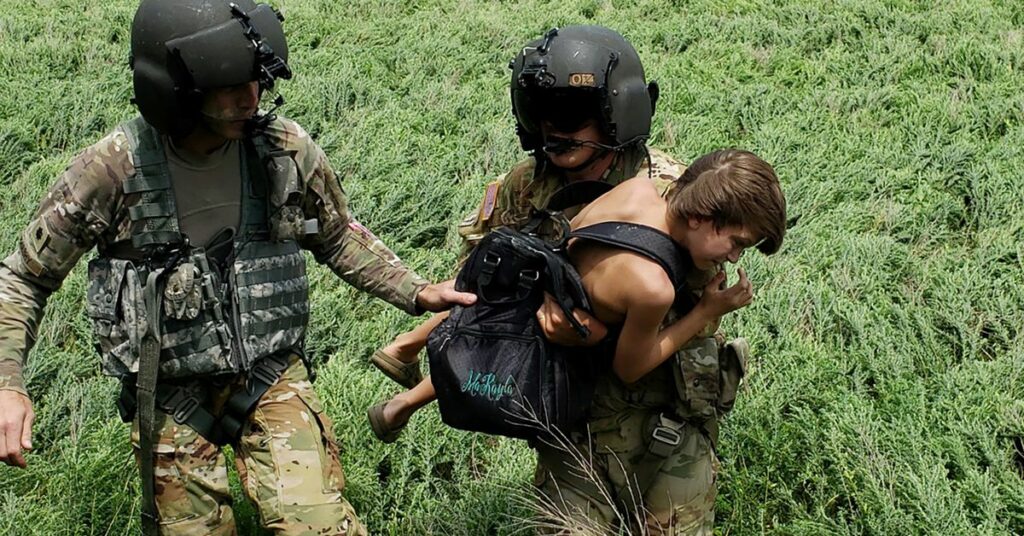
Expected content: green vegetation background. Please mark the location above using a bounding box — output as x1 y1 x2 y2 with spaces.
1 0 1023 534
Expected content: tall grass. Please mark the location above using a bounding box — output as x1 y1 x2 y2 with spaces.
0 0 1022 534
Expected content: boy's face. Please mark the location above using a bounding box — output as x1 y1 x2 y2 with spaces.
686 218 760 270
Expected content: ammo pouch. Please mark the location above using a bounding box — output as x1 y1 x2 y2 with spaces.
86 251 236 379
672 336 750 425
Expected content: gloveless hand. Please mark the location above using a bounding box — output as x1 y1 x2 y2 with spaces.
0 390 34 468
697 267 754 318
415 279 477 312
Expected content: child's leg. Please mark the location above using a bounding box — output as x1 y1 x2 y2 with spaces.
367 376 439 443
379 311 449 363
382 375 438 427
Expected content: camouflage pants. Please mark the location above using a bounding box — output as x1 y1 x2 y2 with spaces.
130 355 366 535
533 415 717 535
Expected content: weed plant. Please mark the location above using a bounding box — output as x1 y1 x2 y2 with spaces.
0 0 1022 534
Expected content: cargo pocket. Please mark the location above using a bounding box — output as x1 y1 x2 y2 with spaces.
129 422 202 524
240 376 347 527
673 337 721 419
297 389 347 496
593 412 649 494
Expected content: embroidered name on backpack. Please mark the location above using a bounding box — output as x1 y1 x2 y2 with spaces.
460 369 515 401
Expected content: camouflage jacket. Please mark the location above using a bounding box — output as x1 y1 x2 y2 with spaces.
0 116 427 396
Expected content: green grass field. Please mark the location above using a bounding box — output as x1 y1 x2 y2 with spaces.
1 0 1023 534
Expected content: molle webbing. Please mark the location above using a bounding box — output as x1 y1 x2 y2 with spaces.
103 118 310 378
234 241 309 356
235 144 308 368
121 117 183 249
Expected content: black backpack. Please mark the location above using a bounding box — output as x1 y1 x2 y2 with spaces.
427 192 693 440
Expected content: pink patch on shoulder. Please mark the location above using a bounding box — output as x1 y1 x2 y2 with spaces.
481 182 500 221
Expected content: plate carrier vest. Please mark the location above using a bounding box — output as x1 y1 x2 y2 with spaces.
86 117 312 380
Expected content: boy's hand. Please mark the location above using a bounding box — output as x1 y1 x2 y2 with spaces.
536 292 608 347
697 268 754 318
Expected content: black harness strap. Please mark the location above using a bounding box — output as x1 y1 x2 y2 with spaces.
118 353 292 447
569 221 692 291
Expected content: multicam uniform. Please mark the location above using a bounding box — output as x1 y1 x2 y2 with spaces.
457 148 744 535
0 116 428 535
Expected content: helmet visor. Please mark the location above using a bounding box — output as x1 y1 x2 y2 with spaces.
165 4 288 90
514 88 603 134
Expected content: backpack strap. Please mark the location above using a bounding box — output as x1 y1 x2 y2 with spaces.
569 221 692 290
537 245 591 338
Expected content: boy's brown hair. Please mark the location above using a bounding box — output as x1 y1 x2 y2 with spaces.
666 149 787 254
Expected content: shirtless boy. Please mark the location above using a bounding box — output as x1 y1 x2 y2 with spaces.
369 148 786 439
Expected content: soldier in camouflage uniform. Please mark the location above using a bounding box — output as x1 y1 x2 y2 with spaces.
0 1 474 534
368 26 765 535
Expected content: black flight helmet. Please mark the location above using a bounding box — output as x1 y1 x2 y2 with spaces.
510 25 659 154
130 0 292 137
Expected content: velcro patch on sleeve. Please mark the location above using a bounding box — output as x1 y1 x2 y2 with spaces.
348 220 377 242
480 181 501 222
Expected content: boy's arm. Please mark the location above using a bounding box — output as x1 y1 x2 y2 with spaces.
611 277 676 384
613 269 754 384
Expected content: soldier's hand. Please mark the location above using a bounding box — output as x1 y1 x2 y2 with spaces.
0 390 34 468
415 279 477 312
536 292 608 347
697 268 754 319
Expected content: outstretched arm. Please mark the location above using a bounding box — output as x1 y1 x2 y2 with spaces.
295 139 473 313
0 130 125 466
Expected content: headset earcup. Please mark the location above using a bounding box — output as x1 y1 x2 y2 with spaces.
648 80 660 117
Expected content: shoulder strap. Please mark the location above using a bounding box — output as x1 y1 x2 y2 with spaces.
546 181 614 212
241 137 270 235
120 117 183 250
569 221 692 290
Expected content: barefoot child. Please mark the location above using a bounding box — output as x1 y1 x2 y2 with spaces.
367 25 684 390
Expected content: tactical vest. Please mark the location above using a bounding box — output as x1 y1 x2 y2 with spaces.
85 117 312 380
